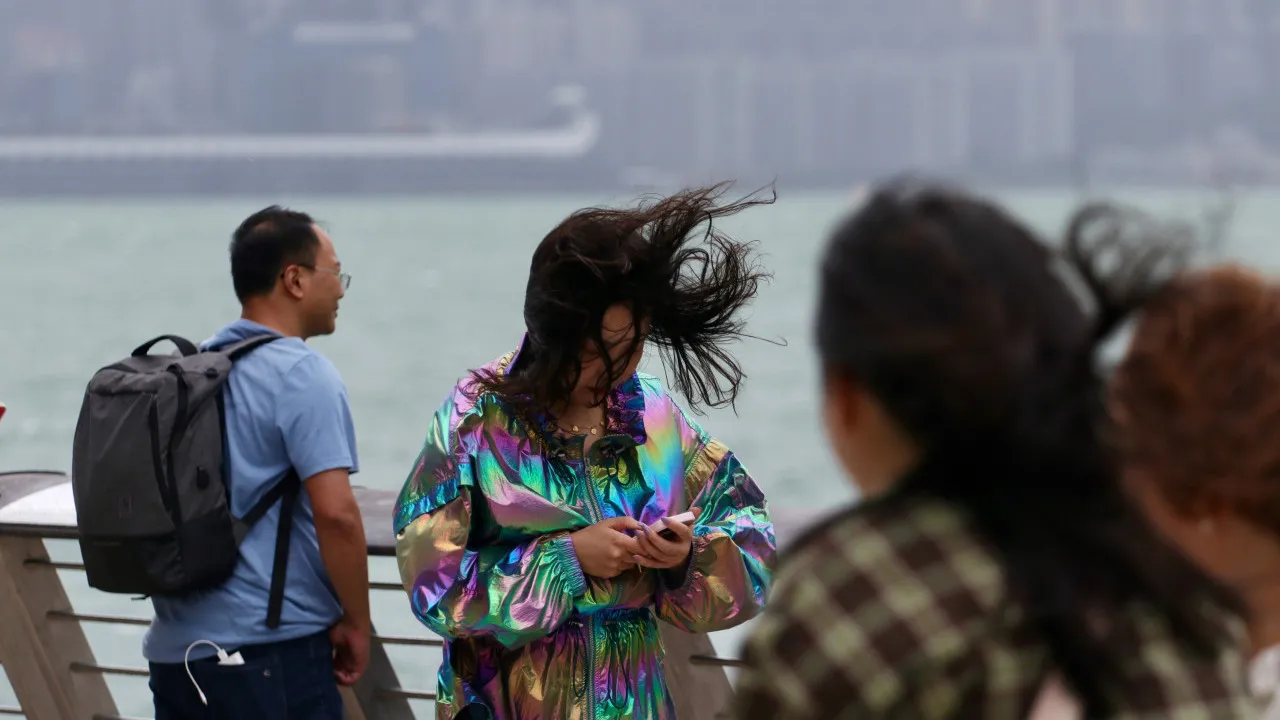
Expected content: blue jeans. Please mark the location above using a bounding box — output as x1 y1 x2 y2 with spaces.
148 631 343 720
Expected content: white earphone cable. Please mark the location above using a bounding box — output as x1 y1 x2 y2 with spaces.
183 639 224 706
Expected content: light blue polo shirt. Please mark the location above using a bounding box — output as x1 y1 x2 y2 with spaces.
143 319 360 663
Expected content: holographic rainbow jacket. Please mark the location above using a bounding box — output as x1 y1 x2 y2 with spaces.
393 340 776 720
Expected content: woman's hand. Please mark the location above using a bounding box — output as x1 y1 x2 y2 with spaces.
634 508 702 570
570 517 645 578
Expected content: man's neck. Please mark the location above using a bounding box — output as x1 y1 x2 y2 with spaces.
240 304 305 339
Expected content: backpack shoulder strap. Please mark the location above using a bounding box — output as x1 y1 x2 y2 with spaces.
233 467 302 629
233 467 298 539
217 334 281 361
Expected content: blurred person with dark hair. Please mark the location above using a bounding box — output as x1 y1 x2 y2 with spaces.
732 184 1259 719
1114 264 1280 716
393 184 777 720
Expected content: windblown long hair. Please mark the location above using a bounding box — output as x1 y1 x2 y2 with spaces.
473 182 774 420
814 180 1243 715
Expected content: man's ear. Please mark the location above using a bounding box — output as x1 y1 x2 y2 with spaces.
281 265 306 300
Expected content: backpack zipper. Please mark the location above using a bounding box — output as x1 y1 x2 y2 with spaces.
166 365 190 449
164 366 188 527
147 402 180 530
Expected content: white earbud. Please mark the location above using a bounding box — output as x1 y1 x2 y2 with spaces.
183 639 245 706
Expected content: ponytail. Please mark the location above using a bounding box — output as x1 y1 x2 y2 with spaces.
815 184 1244 716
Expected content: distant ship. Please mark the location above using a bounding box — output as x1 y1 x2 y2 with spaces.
0 85 616 197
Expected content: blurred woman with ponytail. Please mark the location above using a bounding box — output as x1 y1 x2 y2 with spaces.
393 184 776 720
733 183 1258 719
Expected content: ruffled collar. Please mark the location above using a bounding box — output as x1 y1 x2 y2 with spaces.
502 333 648 452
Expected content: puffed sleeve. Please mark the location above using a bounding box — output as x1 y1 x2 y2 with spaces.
393 393 589 650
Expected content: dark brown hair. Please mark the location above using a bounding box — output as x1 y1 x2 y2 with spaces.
1113 264 1280 529
473 182 773 420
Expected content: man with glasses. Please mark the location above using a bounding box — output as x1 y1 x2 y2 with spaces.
144 206 368 719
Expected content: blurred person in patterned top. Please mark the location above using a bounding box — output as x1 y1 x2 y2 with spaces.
733 182 1261 719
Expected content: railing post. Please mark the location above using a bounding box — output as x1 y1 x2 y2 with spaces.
0 535 118 720
347 626 415 719
661 627 734 720
339 687 368 720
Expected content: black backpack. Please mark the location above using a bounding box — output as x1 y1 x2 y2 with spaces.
71 334 300 628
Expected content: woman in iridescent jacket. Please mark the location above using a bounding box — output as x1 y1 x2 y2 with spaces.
393 184 778 720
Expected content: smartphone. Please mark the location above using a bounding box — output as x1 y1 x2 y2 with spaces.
650 511 696 541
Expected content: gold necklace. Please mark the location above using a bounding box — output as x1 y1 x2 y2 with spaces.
558 419 603 436
556 406 607 436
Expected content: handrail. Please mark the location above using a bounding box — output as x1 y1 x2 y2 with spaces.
0 470 810 719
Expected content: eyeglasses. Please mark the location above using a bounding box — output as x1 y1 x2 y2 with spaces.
301 266 351 290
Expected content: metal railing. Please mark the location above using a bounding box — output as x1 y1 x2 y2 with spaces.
0 470 767 720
